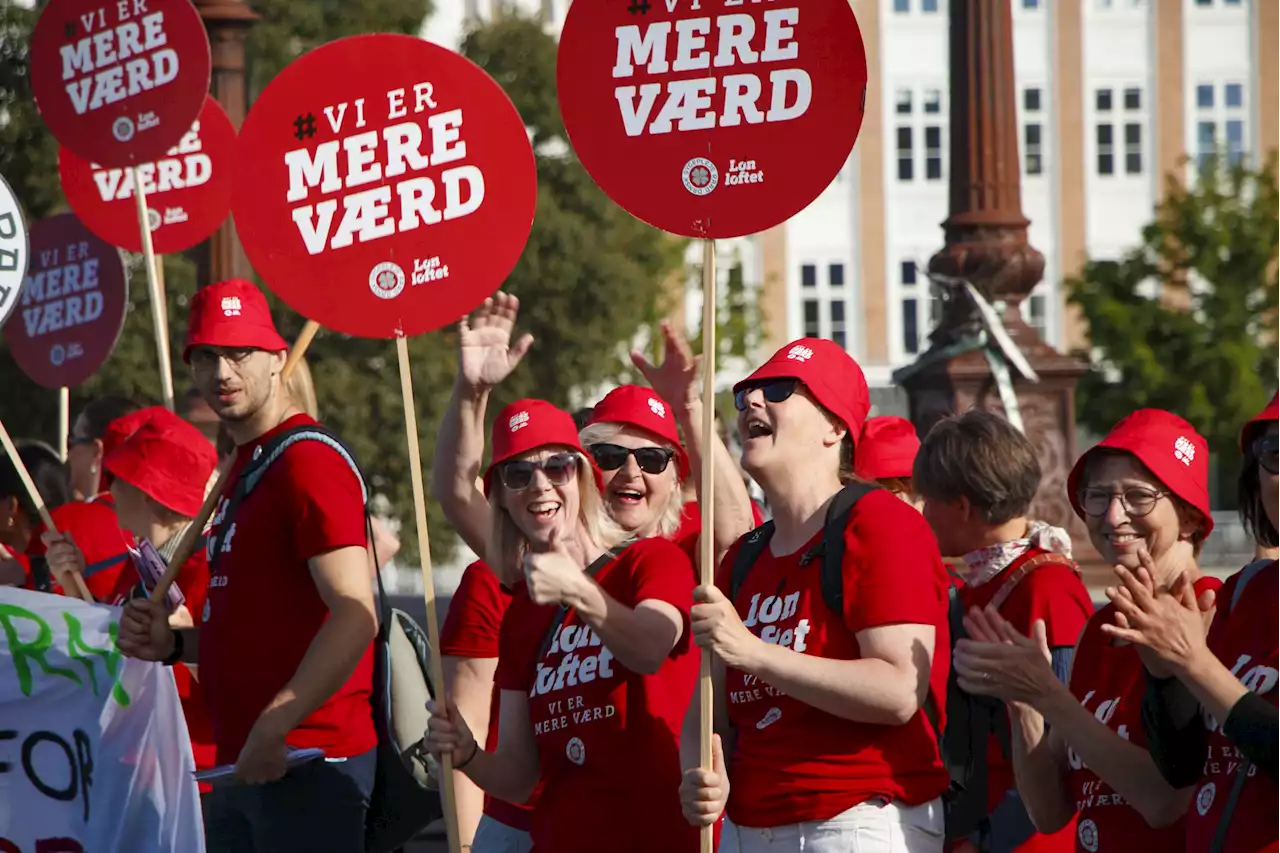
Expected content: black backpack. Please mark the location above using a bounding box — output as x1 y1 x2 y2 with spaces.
210 423 443 852
728 483 1071 843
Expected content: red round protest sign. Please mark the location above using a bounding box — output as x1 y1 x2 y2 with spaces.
232 34 537 339
557 1 867 239
59 96 236 255
29 0 211 168
3 214 129 389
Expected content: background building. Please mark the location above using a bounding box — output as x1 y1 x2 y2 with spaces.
425 0 1277 402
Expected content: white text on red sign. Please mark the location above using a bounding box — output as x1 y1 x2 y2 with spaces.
612 9 811 137
284 84 486 255
91 118 210 200
59 1 179 115
22 243 104 338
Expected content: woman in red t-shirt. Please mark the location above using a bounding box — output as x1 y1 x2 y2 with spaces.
679 338 952 852
45 413 220 799
1104 396 1278 853
427 390 702 853
430 294 751 849
955 409 1222 853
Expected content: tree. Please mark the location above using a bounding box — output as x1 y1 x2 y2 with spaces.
0 9 683 565
1067 153 1279 506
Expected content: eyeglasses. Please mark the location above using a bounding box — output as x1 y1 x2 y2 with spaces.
190 347 258 370
589 443 675 475
1253 434 1279 475
1079 487 1167 518
734 378 799 412
66 435 95 449
497 453 578 491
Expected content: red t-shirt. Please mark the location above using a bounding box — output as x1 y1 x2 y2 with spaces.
961 548 1094 853
715 489 951 827
200 414 374 764
439 559 534 831
672 499 766 567
26 501 133 600
1185 561 1278 853
494 537 700 853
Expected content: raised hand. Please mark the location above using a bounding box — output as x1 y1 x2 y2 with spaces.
458 291 534 389
630 321 701 414
1102 563 1214 678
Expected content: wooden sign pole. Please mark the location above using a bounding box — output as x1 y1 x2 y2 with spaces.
0 417 92 601
698 237 717 853
395 334 461 853
132 169 175 411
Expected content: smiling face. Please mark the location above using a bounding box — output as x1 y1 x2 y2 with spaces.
737 381 845 489
497 447 582 551
1081 452 1197 573
586 425 680 537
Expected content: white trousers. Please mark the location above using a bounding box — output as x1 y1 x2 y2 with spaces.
719 798 945 853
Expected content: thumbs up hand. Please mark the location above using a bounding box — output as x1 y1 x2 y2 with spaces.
523 525 589 607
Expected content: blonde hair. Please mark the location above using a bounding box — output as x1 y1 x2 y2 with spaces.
578 421 685 539
285 356 319 419
488 449 629 586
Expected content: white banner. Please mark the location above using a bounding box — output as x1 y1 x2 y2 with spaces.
0 587 204 853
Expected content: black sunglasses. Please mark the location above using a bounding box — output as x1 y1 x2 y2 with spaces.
589 443 675 475
1253 433 1279 476
734 378 799 412
498 453 578 491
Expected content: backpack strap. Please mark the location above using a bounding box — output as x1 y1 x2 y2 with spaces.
536 548 625 663
988 552 1078 612
1230 559 1271 614
729 521 776 603
813 483 877 617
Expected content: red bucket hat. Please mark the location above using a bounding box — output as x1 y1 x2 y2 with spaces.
1240 392 1278 450
484 399 602 496
184 279 288 363
1067 409 1213 536
734 338 871 440
854 416 920 480
104 416 218 518
586 385 689 479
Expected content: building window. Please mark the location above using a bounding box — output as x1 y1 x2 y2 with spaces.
803 300 820 338
801 264 816 287
922 0 938 11
830 300 847 349
895 87 946 184
1022 0 1040 7
1027 293 1047 338
901 261 917 286
1021 86 1044 176
1096 124 1114 175
829 263 845 287
894 0 909 13
1124 123 1142 174
897 127 914 181
902 299 919 355
1095 85 1145 177
1196 81 1249 169
925 126 943 180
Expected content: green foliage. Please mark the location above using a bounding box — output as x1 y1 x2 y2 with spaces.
1067 153 1279 506
245 0 432 98
0 9 683 566
0 2 62 221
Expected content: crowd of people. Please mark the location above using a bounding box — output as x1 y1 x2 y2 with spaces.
1 277 1274 853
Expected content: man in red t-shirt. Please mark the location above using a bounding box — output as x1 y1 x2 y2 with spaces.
117 280 378 853
914 411 1093 853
